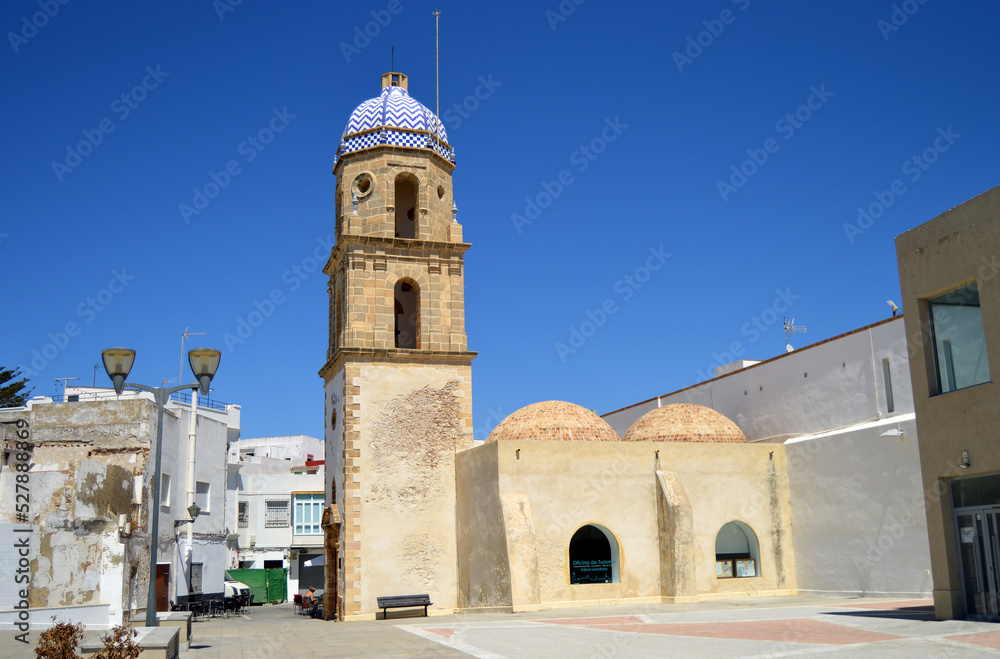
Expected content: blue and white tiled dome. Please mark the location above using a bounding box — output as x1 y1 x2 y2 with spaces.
337 78 454 165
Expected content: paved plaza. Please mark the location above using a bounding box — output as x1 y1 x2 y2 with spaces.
6 596 1000 657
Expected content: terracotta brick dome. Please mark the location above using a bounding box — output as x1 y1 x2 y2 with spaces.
623 404 748 443
486 401 621 443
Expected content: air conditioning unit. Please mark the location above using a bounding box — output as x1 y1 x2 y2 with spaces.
249 534 256 548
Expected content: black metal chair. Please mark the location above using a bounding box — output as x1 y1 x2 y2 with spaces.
190 597 209 622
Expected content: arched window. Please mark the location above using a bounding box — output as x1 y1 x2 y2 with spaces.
715 521 760 578
394 280 419 348
394 174 418 239
569 524 620 584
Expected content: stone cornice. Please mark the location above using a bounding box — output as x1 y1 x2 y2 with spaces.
318 348 477 380
323 235 470 275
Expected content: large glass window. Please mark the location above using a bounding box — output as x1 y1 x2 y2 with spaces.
930 282 990 394
294 493 324 535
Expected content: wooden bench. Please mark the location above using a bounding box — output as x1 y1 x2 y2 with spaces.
377 594 432 619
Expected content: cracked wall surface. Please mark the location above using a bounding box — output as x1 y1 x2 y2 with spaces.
0 400 154 623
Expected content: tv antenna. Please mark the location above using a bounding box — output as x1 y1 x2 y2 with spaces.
783 317 806 352
433 10 441 117
180 327 207 384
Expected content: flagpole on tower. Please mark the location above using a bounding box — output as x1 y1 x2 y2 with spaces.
433 10 441 117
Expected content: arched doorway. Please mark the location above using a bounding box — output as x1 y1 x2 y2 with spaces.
569 524 620 584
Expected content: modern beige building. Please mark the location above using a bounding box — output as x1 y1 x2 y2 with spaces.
897 184 1000 620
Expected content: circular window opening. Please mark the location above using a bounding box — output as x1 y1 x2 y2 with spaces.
352 172 374 199
569 524 620 584
437 185 445 199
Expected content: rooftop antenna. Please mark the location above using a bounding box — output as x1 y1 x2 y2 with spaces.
433 10 441 116
783 317 806 353
180 327 207 385
92 364 100 387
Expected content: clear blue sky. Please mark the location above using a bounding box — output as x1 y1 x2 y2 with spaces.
3 1 998 440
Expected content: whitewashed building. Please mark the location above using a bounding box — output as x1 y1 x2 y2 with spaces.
0 386 241 629
229 436 325 599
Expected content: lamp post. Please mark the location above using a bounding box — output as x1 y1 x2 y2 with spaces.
102 347 221 627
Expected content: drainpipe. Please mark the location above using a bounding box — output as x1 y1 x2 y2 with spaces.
186 390 198 574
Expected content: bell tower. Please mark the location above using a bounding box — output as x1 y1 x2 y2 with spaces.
320 72 475 620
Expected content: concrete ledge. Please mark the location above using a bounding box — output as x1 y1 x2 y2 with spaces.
457 606 515 615
696 589 799 601
0 603 113 630
80 626 179 659
795 589 932 599
345 607 459 622
521 597 663 613
129 612 192 652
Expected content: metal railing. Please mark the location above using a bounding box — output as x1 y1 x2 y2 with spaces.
170 390 230 410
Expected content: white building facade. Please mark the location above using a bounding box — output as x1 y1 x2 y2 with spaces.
604 316 933 599
228 436 325 599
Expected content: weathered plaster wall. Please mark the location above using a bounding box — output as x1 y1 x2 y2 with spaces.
353 362 472 616
656 470 696 600
455 441 512 609
0 401 153 627
324 370 345 524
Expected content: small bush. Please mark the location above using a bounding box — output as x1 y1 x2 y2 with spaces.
35 621 84 659
93 624 142 659
35 621 142 659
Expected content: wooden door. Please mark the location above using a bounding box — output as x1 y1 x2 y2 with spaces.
155 564 170 612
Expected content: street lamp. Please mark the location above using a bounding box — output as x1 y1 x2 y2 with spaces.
174 503 202 529
102 347 221 627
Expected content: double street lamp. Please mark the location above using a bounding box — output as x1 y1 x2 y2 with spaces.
102 347 221 627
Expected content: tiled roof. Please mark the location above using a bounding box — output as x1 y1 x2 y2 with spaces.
338 85 454 164
623 404 747 443
486 401 621 443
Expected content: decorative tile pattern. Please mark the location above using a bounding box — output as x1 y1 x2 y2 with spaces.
338 86 455 163
623 403 748 443
486 400 621 443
